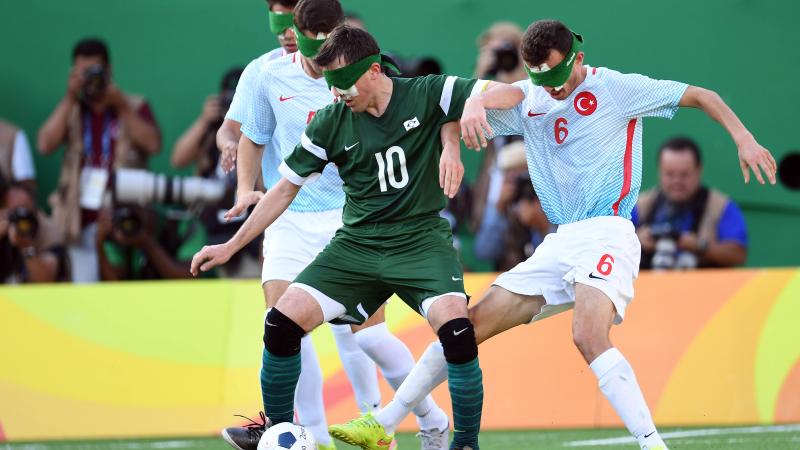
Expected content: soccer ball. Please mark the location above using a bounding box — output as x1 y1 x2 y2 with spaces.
257 422 317 450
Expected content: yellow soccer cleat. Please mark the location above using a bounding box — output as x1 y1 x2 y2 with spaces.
329 413 395 450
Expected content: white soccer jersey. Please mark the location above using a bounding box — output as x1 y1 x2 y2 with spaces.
241 53 344 212
225 47 286 124
488 66 687 225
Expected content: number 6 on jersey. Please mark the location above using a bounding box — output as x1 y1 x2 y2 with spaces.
375 146 409 192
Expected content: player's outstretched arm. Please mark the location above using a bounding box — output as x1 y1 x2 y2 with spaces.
461 81 525 150
190 178 300 275
439 121 464 198
679 86 777 184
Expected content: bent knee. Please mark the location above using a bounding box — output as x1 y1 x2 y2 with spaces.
572 326 611 362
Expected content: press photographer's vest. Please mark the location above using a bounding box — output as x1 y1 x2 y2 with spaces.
0 119 19 183
637 187 729 268
49 95 150 243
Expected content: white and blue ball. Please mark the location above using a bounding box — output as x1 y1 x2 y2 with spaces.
257 422 316 450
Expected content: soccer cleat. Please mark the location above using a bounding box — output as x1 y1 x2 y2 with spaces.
221 412 271 450
641 446 668 450
329 412 395 450
318 442 338 450
417 426 449 450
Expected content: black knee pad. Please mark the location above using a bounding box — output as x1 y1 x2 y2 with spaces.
263 308 305 357
437 318 478 364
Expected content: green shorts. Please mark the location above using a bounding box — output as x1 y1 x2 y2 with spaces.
292 214 466 325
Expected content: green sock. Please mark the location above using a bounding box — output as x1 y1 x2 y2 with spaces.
448 357 483 449
261 348 301 424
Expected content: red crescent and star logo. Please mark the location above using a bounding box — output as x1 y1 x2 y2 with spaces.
573 91 597 116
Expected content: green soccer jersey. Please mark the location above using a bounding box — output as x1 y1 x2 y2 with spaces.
280 74 478 226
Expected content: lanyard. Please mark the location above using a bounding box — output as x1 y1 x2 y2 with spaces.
83 110 113 169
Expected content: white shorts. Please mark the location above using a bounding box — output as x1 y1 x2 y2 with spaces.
493 216 640 324
261 208 343 284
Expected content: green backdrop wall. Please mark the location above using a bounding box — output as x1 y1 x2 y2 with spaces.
1 0 798 267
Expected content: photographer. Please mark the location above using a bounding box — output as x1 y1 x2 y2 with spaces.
95 204 207 281
633 137 748 269
0 118 37 194
474 21 527 84
0 183 68 283
171 67 261 278
36 38 161 282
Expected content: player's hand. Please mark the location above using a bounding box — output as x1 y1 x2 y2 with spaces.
224 190 263 221
439 143 464 198
737 135 777 185
219 140 238 173
460 97 493 150
190 243 232 276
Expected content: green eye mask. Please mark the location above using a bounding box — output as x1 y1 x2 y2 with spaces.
525 31 583 89
322 54 381 91
268 11 294 35
294 24 327 58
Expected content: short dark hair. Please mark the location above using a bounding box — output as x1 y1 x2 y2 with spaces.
658 136 703 166
294 0 343 35
266 0 299 10
521 19 573 66
315 25 379 68
72 38 110 64
220 66 244 91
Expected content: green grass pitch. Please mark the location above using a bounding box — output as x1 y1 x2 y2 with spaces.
2 425 799 450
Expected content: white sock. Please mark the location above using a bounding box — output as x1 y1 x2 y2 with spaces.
354 323 449 431
295 335 332 445
376 341 448 434
330 323 381 412
590 348 659 443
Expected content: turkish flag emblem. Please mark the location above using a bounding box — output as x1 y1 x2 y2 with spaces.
574 91 597 116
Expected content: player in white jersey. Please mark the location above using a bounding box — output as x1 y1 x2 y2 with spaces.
331 19 776 450
219 2 450 450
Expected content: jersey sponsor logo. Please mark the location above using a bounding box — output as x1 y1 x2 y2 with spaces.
279 95 296 102
403 116 420 132
344 142 360 151
528 111 546 117
574 91 597 116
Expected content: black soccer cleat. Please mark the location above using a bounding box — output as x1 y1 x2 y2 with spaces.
221 411 272 450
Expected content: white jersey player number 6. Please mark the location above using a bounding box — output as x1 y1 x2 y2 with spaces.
375 146 409 192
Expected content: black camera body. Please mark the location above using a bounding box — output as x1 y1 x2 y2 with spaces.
488 42 520 77
8 207 39 239
82 64 109 101
112 206 143 238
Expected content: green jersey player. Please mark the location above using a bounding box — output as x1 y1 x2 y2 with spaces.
191 25 524 450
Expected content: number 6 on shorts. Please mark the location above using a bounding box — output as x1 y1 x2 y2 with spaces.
596 253 615 276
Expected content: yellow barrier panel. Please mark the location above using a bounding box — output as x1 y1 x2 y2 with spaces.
0 270 798 441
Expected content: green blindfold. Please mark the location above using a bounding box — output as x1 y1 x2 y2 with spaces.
294 24 327 58
321 54 403 92
525 31 583 89
268 11 294 35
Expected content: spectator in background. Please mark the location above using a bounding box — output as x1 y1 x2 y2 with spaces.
216 0 298 173
95 205 207 281
474 141 554 270
470 22 528 268
171 67 261 278
0 183 68 283
36 38 161 283
633 137 748 269
0 119 36 194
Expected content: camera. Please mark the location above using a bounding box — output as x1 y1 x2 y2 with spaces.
487 42 520 77
113 169 226 206
385 53 442 78
648 224 698 270
8 207 39 239
112 206 142 238
82 64 108 101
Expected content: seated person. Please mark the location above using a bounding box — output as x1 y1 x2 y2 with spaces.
95 205 208 280
633 136 748 269
0 183 68 283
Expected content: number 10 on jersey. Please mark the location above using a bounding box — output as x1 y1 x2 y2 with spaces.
375 146 409 192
